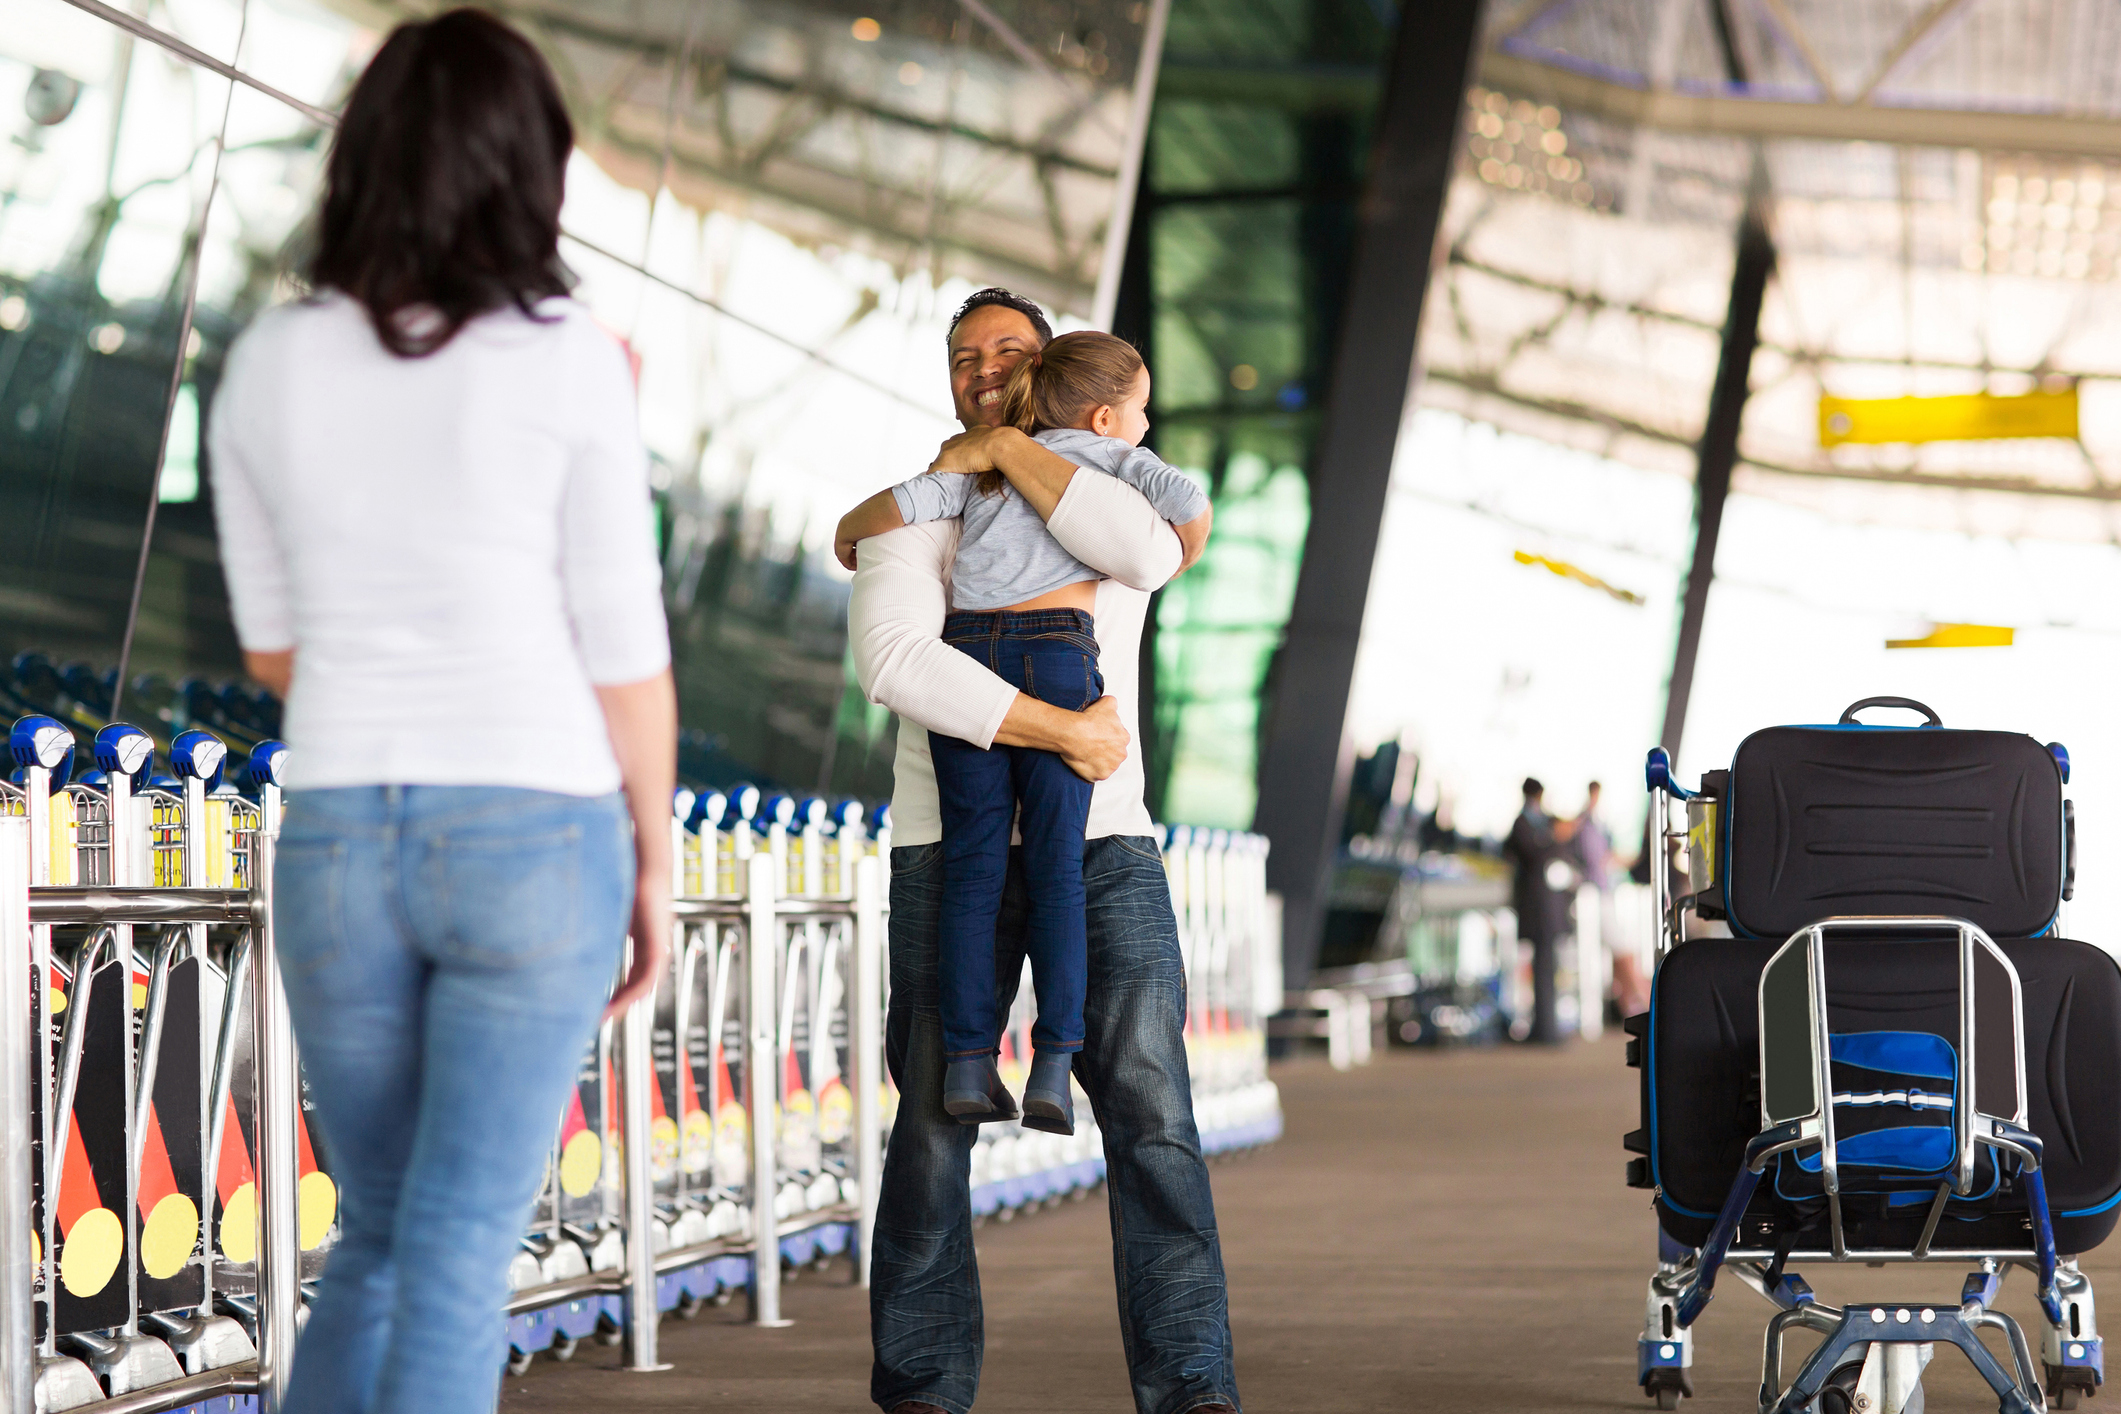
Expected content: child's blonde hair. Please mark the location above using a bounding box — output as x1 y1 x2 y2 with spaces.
980 331 1144 496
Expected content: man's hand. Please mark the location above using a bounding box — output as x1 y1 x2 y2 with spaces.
927 424 1024 477
836 531 860 571
995 692 1130 783
1057 696 1129 782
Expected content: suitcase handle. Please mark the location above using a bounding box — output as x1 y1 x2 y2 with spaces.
1838 696 1943 727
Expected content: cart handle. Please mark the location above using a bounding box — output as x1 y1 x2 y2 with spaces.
1838 697 1942 727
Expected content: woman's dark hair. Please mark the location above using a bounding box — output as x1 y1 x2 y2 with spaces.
312 9 574 357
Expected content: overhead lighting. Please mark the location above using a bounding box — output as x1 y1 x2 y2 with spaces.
851 17 880 40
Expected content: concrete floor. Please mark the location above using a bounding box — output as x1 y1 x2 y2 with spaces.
499 1038 2115 1412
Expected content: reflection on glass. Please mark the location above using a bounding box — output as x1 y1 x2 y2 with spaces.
0 0 233 680
1 0 1150 802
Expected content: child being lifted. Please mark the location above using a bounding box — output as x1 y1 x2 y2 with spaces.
835 331 1210 1135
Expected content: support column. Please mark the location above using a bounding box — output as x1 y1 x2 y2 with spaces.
1655 203 1774 764
1250 0 1482 988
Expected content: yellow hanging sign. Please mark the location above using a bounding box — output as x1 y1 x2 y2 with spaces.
1512 549 1643 606
1884 623 2015 650
1820 389 2077 448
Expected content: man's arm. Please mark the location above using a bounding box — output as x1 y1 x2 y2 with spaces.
928 426 1182 591
849 521 1127 779
835 490 907 571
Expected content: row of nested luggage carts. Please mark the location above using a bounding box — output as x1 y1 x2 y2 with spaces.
0 709 1283 1414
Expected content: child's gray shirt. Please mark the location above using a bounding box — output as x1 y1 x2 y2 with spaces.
888 428 1208 612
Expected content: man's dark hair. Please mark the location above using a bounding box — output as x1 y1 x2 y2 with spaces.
1522 777 1544 798
313 9 574 357
946 288 1053 348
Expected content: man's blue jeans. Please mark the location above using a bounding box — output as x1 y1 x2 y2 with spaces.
871 837 1239 1414
930 607 1102 1059
272 786 632 1414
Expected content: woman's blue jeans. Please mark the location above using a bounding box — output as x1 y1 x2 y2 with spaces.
272 785 631 1414
929 607 1102 1059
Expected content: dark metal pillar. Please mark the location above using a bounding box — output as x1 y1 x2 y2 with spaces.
1655 203 1774 763
1655 0 1775 768
1251 0 1483 989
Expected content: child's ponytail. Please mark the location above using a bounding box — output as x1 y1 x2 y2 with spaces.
976 332 1144 498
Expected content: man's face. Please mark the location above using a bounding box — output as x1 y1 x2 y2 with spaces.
948 304 1043 428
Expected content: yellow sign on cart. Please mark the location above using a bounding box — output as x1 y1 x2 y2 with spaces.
1819 389 2078 447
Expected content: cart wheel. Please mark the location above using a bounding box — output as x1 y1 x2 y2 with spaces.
506 1346 534 1377
812 1253 833 1273
1643 1368 1691 1409
2048 1363 2096 1410
595 1315 624 1347
675 1292 706 1320
713 1288 734 1307
1813 1357 1865 1414
549 1334 578 1363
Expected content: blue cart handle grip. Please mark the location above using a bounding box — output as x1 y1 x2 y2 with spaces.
1645 747 1694 801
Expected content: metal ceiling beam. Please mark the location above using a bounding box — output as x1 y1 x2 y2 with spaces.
1427 366 2121 503
501 4 1120 179
1854 0 1976 105
1482 51 2121 159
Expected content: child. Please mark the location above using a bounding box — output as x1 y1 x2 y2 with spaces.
835 332 1209 1135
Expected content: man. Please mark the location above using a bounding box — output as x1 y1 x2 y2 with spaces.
1502 777 1572 1045
849 288 1238 1414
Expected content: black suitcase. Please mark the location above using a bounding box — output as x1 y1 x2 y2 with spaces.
1638 933 2121 1255
1696 696 2072 940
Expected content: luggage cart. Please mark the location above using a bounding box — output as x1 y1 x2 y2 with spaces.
1630 698 2113 1413
3 713 304 1414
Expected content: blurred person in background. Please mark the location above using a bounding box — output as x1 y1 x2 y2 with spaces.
848 288 1239 1414
1504 777 1572 1044
208 13 674 1411
1574 781 1648 1016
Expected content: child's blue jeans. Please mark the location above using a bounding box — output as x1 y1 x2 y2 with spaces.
929 607 1102 1060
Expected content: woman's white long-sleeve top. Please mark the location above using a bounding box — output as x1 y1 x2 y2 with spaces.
209 294 670 795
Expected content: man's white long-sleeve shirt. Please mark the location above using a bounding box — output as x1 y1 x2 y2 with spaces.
849 470 1183 847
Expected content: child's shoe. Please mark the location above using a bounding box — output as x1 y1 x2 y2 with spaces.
1019 1050 1075 1136
943 1056 1018 1123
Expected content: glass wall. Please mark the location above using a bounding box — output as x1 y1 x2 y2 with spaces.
1127 0 1396 828
0 0 1157 796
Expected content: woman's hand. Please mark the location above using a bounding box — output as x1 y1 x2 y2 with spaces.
926 424 1024 477
607 878 672 1020
593 670 678 1023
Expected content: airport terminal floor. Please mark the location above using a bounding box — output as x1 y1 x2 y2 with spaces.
496 1042 2107 1414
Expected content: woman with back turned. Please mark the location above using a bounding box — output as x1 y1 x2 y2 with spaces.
208 12 674 1410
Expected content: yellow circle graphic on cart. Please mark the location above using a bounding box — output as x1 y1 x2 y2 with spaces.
140 1193 200 1279
818 1081 853 1146
220 1182 257 1265
651 1114 679 1179
299 1171 338 1251
60 1207 123 1296
559 1129 602 1197
681 1109 713 1174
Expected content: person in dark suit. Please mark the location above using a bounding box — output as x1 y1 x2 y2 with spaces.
1504 777 1573 1044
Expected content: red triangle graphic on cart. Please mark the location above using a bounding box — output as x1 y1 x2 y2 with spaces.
56 1110 105 1236
216 1093 256 1204
561 1086 590 1143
